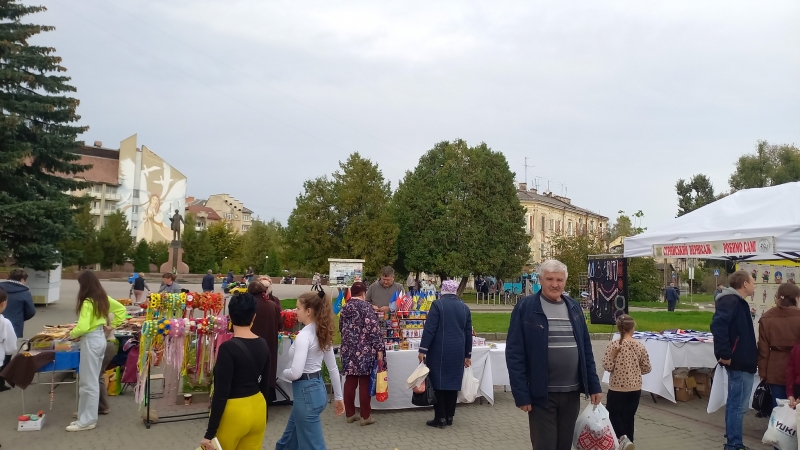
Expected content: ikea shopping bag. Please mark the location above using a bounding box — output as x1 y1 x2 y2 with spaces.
762 399 797 450
572 404 619 450
457 366 479 403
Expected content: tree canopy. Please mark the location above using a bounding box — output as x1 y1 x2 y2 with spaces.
0 2 89 270
97 211 133 270
729 140 800 192
285 152 398 276
394 139 529 291
675 174 717 217
547 231 605 296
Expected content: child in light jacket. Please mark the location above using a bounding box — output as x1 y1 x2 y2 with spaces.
603 314 651 450
0 287 18 391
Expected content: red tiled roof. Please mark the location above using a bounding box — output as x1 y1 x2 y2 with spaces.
186 204 221 221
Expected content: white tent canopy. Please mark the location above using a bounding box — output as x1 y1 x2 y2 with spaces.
623 182 800 261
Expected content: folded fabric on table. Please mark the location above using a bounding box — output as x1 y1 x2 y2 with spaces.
0 351 56 389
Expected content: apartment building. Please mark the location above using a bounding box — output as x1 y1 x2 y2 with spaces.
517 182 609 263
64 135 187 243
185 197 222 230
202 194 254 234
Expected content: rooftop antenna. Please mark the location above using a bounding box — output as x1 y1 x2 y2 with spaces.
524 157 534 186
533 176 542 191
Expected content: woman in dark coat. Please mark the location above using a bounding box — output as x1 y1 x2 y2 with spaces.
418 279 472 428
247 281 281 404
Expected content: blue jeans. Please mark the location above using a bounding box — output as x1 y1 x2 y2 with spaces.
769 383 787 408
276 378 328 450
724 369 754 450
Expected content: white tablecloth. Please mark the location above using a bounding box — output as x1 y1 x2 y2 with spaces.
707 365 760 413
602 334 717 403
276 341 508 409
354 346 500 409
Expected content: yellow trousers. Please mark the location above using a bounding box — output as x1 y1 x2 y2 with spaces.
215 393 267 450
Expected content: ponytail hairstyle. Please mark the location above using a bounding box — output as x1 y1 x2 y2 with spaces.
776 282 800 307
298 290 335 351
616 314 636 337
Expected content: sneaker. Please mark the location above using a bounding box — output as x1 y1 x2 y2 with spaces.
66 422 96 432
346 415 358 424
360 416 375 426
618 435 635 450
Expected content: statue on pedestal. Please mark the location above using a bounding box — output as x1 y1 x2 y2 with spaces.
170 209 184 242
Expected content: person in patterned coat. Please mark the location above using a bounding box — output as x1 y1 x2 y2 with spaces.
339 282 384 426
418 279 473 428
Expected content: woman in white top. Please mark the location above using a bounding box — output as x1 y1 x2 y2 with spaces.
276 291 344 450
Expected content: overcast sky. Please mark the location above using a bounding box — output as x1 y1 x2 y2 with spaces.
36 0 800 228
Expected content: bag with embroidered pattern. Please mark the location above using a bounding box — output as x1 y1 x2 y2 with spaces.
572 404 619 450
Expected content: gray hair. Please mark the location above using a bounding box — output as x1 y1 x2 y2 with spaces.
380 266 395 277
539 260 568 279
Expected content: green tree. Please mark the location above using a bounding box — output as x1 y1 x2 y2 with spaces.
133 240 150 273
149 241 170 269
610 210 645 241
208 221 242 271
97 211 133 270
241 220 283 274
0 2 90 270
627 257 661 302
547 232 605 296
285 153 398 276
675 174 717 217
394 140 529 293
58 199 102 268
190 230 216 274
265 248 281 277
729 140 800 191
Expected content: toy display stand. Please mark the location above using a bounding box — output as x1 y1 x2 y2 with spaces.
17 346 79 414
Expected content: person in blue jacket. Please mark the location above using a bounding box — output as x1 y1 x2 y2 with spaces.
417 279 472 428
202 270 215 292
0 269 35 338
506 260 602 450
665 282 680 311
710 270 757 450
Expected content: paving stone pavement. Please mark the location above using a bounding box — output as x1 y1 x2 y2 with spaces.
0 281 772 449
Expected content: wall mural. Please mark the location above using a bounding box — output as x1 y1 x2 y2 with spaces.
117 135 187 243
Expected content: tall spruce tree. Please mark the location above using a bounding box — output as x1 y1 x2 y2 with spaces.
0 2 90 270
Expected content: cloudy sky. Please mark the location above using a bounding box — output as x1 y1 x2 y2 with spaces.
36 0 800 228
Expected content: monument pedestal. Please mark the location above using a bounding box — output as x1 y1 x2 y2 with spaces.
159 240 189 274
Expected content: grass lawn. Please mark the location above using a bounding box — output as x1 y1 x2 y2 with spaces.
280 298 297 310
629 301 699 310
471 311 714 334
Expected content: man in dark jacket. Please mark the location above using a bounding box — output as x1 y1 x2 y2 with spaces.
665 282 680 311
202 270 215 292
710 270 757 450
0 269 35 338
506 260 602 450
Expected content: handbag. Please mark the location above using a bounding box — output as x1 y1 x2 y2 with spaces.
411 374 437 407
752 380 774 418
375 360 388 402
369 360 379 397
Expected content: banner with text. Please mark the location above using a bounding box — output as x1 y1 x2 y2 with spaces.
653 237 776 258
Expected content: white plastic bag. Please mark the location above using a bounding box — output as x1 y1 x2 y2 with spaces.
457 367 479 403
762 399 797 450
572 404 619 450
406 362 430 389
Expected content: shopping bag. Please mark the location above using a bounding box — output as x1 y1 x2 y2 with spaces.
375 360 388 402
108 367 122 396
762 399 797 450
411 374 437 407
457 366 479 403
572 404 619 450
369 360 378 397
406 362 429 389
753 380 774 418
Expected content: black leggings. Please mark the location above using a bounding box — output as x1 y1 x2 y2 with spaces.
433 390 458 420
606 390 641 442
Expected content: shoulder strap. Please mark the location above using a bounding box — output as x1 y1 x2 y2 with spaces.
231 338 263 383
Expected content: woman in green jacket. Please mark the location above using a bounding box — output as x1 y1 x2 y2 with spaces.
67 271 125 432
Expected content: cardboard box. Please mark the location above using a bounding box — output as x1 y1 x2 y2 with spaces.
673 376 697 402
690 370 712 398
17 415 45 431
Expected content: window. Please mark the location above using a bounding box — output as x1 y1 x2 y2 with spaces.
105 202 116 211
541 216 545 234
549 219 554 231
567 221 573 235
133 189 139 197
599 224 604 236
226 213 232 220
92 201 100 210
590 220 595 232
92 185 102 193
243 214 250 222
106 186 117 195
131 220 138 229
132 205 138 214
242 225 249 232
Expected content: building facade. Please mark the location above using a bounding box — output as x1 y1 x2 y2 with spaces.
204 194 254 234
185 197 222 230
65 135 187 243
517 183 609 264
